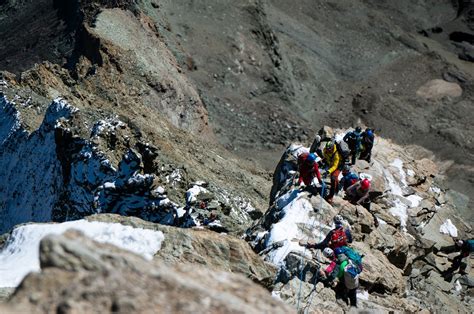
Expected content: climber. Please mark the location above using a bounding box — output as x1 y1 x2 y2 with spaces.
319 247 360 307
359 128 375 163
338 165 359 193
322 141 342 203
345 179 379 227
301 215 352 250
296 152 323 195
439 238 474 281
343 127 363 165
309 135 322 155
345 179 370 208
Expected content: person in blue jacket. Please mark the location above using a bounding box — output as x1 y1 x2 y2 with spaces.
343 127 363 165
338 165 359 193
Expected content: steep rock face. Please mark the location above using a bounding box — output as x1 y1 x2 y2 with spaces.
0 97 71 232
0 95 265 234
246 132 473 312
2 230 292 314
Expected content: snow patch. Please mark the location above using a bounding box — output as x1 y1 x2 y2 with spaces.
407 194 423 208
266 192 314 265
439 219 458 237
0 220 164 288
382 159 423 231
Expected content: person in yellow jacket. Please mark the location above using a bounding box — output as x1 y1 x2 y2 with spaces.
323 141 342 203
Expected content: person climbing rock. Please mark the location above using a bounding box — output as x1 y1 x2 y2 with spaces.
359 128 375 163
338 165 359 193
319 247 361 307
439 238 474 281
343 127 363 165
322 141 342 203
345 179 379 227
300 215 352 250
296 152 323 195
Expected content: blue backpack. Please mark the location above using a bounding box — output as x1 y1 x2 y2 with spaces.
336 246 363 273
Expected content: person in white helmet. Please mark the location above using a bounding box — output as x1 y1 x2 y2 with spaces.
319 247 360 307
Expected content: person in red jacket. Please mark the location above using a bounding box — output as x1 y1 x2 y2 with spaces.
297 152 323 193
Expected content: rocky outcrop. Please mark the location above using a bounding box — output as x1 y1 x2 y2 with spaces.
0 95 265 234
246 134 473 312
2 230 292 313
87 214 277 288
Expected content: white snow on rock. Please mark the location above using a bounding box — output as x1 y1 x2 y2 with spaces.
91 117 125 138
0 220 165 288
382 159 423 231
186 185 209 204
266 190 325 266
439 219 458 237
407 194 423 208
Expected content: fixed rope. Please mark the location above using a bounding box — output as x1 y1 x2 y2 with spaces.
296 181 326 312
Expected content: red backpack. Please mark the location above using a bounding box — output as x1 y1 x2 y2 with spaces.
330 227 347 249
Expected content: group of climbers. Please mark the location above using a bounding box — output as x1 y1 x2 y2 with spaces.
296 126 375 206
295 127 375 307
300 215 363 307
294 126 473 308
343 126 375 164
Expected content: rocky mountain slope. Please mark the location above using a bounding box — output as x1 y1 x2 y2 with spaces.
0 131 472 312
150 0 474 204
0 0 473 313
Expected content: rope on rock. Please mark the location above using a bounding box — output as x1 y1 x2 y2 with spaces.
296 182 326 312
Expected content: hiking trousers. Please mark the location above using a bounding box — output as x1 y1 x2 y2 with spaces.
327 170 340 201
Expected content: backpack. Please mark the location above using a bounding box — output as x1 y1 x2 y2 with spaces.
467 239 474 252
343 260 360 290
336 140 350 162
336 246 363 273
330 227 348 249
